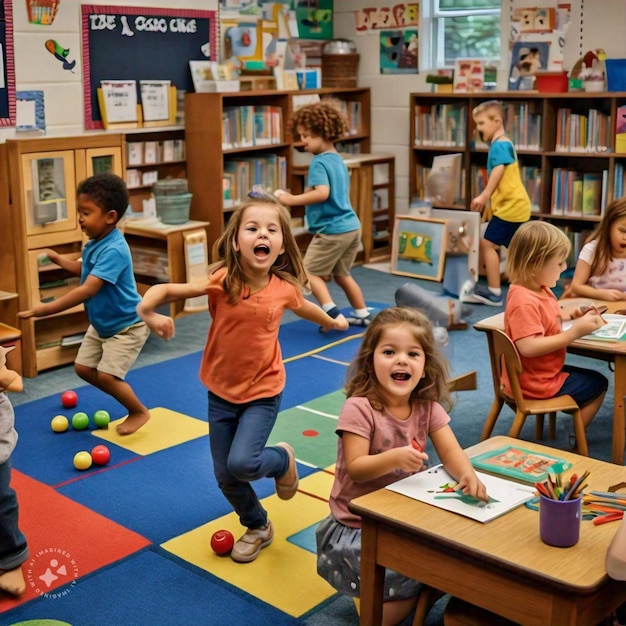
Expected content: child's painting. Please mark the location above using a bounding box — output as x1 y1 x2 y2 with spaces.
391 216 447 281
509 41 550 90
379 30 418 75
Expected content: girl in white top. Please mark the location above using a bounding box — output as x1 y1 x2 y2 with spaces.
570 197 626 301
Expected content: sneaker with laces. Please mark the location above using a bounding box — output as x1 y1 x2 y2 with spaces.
471 286 502 307
275 442 299 499
346 312 375 327
231 521 274 563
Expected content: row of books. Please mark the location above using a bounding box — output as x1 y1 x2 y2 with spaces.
472 103 542 151
562 226 594 268
555 108 610 153
551 168 608 217
223 154 287 208
222 105 283 150
413 104 466 147
614 162 626 198
326 98 363 136
126 139 185 166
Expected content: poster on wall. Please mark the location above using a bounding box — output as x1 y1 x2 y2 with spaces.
81 5 217 130
379 29 418 74
355 3 419 33
508 41 550 90
0 0 15 126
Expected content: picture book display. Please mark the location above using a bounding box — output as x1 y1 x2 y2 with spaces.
470 446 572 483
386 465 536 523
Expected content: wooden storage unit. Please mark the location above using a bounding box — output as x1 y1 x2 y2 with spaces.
410 91 626 261
0 135 124 376
123 127 186 214
184 87 372 251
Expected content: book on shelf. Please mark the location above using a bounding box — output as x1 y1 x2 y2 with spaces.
127 142 143 166
616 105 626 153
581 172 603 216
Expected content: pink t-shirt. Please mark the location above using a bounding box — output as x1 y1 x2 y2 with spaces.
504 284 567 399
329 396 450 528
579 239 626 291
199 267 304 403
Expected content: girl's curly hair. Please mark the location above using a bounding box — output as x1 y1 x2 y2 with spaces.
288 99 349 142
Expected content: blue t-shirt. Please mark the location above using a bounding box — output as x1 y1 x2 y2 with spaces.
305 152 361 235
81 228 141 338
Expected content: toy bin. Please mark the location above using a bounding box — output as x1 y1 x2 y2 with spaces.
152 178 191 225
606 59 626 92
535 71 569 93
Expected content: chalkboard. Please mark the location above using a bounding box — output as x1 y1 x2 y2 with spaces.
81 5 217 129
0 0 15 126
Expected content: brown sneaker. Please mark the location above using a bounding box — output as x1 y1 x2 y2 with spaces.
275 442 299 500
230 521 274 563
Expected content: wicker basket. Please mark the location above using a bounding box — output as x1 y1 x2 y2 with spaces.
322 53 360 88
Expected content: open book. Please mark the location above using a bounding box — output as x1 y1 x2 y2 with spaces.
584 313 626 341
386 465 536 523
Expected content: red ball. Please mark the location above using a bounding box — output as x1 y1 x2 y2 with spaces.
210 530 234 555
61 390 78 409
91 444 111 466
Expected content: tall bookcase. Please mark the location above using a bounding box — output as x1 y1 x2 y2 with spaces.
184 87 372 253
410 91 626 262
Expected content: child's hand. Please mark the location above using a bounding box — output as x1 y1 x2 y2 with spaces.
144 312 175 340
571 312 605 337
455 472 488 502
17 309 35 319
274 189 292 205
394 445 429 472
601 289 626 302
320 313 349 333
470 194 487 212
41 248 61 265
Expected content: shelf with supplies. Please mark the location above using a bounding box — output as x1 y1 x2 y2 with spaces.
184 87 371 251
409 91 626 240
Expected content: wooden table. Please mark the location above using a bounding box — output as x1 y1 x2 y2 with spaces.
350 435 626 626
474 300 626 465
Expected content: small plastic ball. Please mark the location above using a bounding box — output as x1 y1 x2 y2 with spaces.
51 415 69 433
210 530 235 555
71 412 90 430
91 444 111 466
93 410 110 429
61 390 78 408
73 451 92 470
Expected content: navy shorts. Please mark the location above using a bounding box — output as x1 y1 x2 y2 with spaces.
558 365 608 407
484 215 525 248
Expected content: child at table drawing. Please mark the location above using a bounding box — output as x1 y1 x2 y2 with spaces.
504 221 608 429
316 307 487 626
467 100 531 307
273 100 373 327
568 197 626 301
0 346 28 597
17 173 150 435
137 199 348 563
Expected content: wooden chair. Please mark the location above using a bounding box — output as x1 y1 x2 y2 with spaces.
480 328 588 456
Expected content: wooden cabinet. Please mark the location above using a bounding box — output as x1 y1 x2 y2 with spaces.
410 91 626 262
0 135 124 376
184 87 371 251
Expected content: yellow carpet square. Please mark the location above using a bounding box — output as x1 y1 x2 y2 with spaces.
162 473 336 617
91 407 208 455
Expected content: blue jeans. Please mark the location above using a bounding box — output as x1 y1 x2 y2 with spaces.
208 391 289 529
0 458 28 571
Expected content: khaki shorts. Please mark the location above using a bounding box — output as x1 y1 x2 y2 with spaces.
75 322 150 380
303 229 361 277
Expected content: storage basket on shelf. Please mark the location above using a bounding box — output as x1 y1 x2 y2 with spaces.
321 40 359 88
152 178 192 225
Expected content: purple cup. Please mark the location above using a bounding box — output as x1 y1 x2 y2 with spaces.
539 494 582 548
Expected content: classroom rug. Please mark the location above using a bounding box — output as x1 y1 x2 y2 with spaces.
0 307 385 626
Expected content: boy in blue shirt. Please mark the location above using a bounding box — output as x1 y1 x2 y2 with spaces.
274 100 372 327
18 173 150 435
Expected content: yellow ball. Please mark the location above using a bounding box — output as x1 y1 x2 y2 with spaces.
51 415 69 433
73 451 92 471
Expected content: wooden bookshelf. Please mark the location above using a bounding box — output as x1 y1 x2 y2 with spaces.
184 87 372 252
409 91 626 262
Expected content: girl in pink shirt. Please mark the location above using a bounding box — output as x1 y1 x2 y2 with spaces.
504 221 607 429
138 200 347 564
316 307 486 626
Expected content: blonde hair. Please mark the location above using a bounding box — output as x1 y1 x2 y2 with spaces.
210 200 309 304
345 307 453 412
472 99 504 122
506 221 571 284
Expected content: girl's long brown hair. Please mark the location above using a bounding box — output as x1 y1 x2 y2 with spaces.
210 200 310 304
346 307 453 412
585 197 626 278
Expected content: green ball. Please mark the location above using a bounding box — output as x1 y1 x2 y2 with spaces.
93 409 110 429
71 411 90 430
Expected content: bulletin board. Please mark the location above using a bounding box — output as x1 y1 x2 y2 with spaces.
0 0 15 126
81 5 217 130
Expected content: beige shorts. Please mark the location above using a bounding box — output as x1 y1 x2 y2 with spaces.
75 322 150 380
303 229 361 277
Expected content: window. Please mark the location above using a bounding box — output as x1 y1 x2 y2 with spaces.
425 0 501 68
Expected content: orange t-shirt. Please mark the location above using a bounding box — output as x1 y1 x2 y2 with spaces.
503 284 567 399
199 268 304 403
